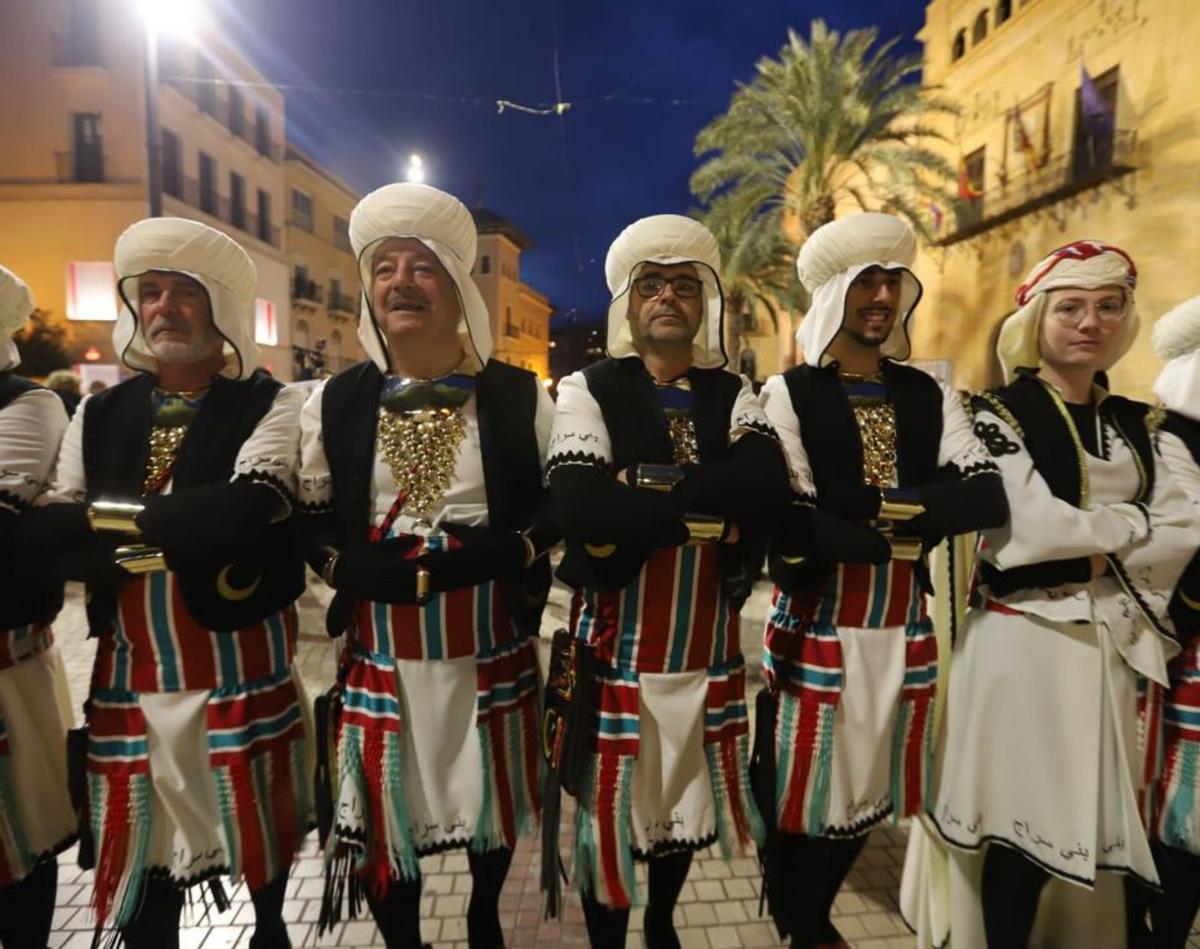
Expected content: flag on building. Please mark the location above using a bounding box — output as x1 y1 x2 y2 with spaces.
929 201 944 233
957 155 981 201
1011 105 1039 171
1080 64 1116 159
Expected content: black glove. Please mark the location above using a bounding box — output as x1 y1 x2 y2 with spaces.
329 536 422 604
775 504 891 565
136 481 286 557
11 502 95 553
417 525 527 593
549 465 687 549
902 472 1008 541
817 481 882 522
55 535 128 586
674 433 791 528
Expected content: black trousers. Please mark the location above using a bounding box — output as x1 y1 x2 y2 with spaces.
366 846 513 949
120 873 291 949
0 858 56 949
1148 841 1200 948
980 843 1049 949
773 832 868 948
580 850 693 949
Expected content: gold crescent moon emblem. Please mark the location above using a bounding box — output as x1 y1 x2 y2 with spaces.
584 543 616 559
217 565 261 601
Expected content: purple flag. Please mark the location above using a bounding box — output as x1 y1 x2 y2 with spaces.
1080 64 1115 139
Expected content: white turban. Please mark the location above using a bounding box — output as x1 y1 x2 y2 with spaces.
996 240 1139 383
604 214 726 369
0 264 35 372
114 217 259 380
349 182 492 375
794 213 921 367
1153 295 1200 421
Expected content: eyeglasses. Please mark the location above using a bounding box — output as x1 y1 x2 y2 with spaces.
633 274 703 299
1046 298 1127 328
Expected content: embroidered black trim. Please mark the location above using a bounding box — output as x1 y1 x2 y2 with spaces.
13 832 78 880
954 459 1001 478
545 451 609 477
1107 552 1176 641
297 499 334 516
631 830 720 860
973 420 1020 458
0 488 29 513
822 803 894 839
736 418 779 441
333 824 476 858
235 469 297 507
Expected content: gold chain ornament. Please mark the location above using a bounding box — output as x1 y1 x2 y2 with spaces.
852 401 898 487
376 405 468 517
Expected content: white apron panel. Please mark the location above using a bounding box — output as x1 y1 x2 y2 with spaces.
631 669 715 852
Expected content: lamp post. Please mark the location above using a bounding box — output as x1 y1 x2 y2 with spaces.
134 0 200 217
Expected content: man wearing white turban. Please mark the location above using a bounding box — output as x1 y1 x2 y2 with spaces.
1141 296 1200 947
757 212 1007 948
298 183 555 949
0 265 75 949
928 241 1200 947
20 218 310 948
544 213 790 947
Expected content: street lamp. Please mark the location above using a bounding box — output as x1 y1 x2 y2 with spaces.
134 0 203 217
405 154 426 184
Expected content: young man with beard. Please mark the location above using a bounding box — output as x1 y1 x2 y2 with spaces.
300 183 553 949
545 214 791 948
21 218 310 948
758 213 1007 949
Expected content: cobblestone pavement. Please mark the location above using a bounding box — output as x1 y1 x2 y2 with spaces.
50 575 1200 948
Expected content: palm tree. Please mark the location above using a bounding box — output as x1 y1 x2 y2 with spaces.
698 196 806 375
691 19 957 242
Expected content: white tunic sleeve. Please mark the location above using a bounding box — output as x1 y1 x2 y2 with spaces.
0 388 68 514
298 380 332 513
545 371 612 474
729 374 776 445
978 408 1153 569
534 382 554 471
232 385 304 510
38 393 90 506
759 373 816 498
937 383 998 477
1159 430 1200 510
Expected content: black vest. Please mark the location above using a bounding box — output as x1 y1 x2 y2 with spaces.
779 360 943 592
82 370 305 633
975 370 1155 596
320 358 551 635
1163 411 1200 466
0 373 65 630
1162 410 1200 636
557 357 746 589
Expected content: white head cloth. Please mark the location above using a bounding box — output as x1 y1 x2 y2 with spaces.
349 182 491 375
113 217 259 380
1153 295 1200 420
996 239 1139 384
0 264 35 372
604 214 726 369
794 213 921 368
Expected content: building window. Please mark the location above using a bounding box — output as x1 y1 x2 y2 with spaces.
1073 65 1120 180
995 0 1012 26
505 305 518 337
961 146 986 225
972 11 988 45
198 152 217 215
227 84 244 137
161 127 182 198
71 112 104 182
951 29 966 61
230 172 245 230
255 105 271 158
256 188 272 244
329 328 343 363
479 255 491 275
291 189 314 232
62 0 101 66
66 261 117 321
195 56 216 115
333 215 351 251
254 298 277 345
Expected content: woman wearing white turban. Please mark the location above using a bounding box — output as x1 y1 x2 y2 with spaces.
1141 296 1200 946
757 213 1007 948
0 265 75 949
298 183 555 949
928 241 1200 947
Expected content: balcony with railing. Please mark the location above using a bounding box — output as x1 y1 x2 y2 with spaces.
292 346 354 381
54 148 105 183
327 289 358 317
939 130 1138 245
162 78 283 162
167 176 281 247
292 277 324 310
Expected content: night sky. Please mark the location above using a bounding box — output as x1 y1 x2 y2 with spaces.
215 1 925 323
